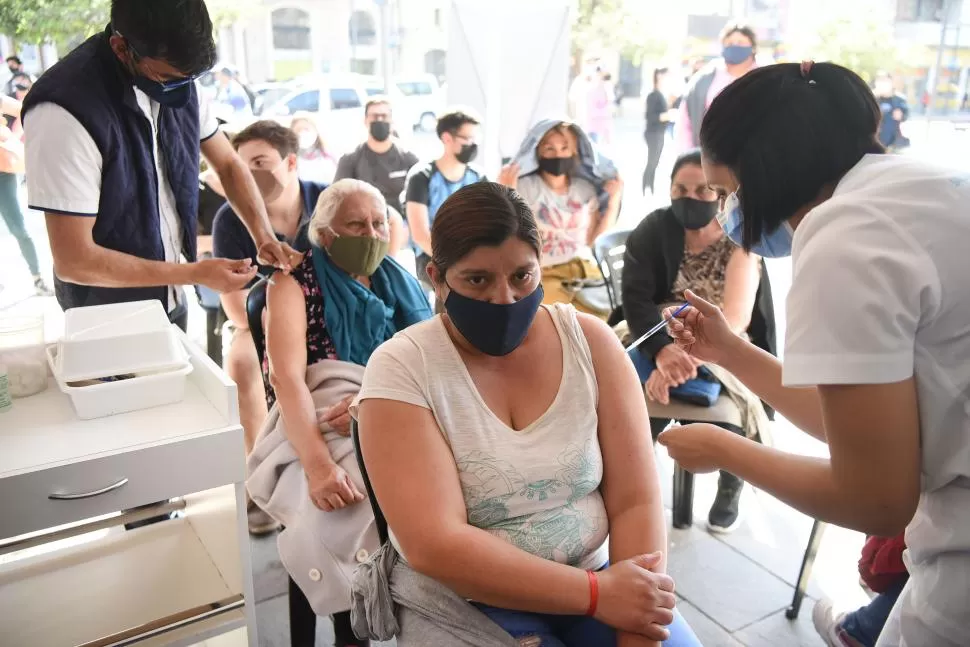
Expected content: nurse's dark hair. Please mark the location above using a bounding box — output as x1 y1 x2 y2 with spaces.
699 62 884 250
111 0 217 77
431 182 541 277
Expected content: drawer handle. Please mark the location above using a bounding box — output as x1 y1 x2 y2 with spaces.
48 477 129 500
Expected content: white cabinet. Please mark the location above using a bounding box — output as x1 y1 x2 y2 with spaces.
0 330 257 646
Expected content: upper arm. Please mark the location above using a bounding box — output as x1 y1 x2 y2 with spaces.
578 314 661 518
25 103 102 215
334 153 354 181
404 167 430 205
406 201 430 232
354 346 469 564
721 247 760 333
620 222 665 339
818 379 921 532
265 273 309 385
45 214 97 274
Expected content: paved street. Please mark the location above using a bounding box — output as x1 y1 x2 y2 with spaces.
4 107 966 645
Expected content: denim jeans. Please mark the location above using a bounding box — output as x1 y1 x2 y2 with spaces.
471 603 702 647
841 576 908 647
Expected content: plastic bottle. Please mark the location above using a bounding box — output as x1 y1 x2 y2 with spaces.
0 363 12 413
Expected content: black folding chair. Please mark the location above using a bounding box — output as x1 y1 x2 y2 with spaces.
246 276 318 647
591 228 633 315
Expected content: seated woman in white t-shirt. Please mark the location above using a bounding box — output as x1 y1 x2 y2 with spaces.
353 181 701 646
498 122 622 317
659 62 970 647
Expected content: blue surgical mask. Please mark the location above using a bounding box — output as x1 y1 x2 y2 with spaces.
444 283 544 356
133 74 194 108
717 191 794 258
722 45 753 66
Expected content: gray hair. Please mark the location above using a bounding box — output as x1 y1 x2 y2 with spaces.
308 179 387 246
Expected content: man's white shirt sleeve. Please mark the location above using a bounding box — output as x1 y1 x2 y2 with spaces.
199 92 219 141
782 204 939 387
24 102 103 215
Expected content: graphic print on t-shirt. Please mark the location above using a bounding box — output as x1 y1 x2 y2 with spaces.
456 440 605 567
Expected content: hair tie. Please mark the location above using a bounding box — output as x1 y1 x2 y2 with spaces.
800 60 814 79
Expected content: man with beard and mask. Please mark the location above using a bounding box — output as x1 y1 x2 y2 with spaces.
497 120 622 317
334 96 417 216
620 150 776 534
21 0 297 332
404 109 485 289
674 21 758 152
212 120 407 535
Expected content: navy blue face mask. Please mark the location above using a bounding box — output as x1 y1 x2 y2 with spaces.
118 31 196 108
444 283 544 356
722 45 753 66
133 75 194 108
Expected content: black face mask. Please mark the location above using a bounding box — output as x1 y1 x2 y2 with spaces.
369 121 392 142
456 143 478 164
537 156 577 177
670 198 718 230
444 283 544 356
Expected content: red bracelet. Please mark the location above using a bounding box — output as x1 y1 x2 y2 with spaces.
585 570 599 617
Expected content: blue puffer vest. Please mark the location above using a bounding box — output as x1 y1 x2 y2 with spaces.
23 26 201 311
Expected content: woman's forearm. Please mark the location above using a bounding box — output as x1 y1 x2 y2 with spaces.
273 377 334 470
410 524 591 616
610 504 666 647
720 338 827 441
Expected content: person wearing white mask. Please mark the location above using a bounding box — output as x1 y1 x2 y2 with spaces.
291 113 337 185
658 61 970 647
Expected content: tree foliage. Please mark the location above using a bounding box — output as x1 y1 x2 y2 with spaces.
571 0 668 68
0 0 255 55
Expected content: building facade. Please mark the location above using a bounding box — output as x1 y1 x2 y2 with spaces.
215 0 448 84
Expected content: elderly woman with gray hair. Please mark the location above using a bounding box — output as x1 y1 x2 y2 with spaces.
247 178 432 647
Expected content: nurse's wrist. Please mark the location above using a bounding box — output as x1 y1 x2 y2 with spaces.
718 333 752 372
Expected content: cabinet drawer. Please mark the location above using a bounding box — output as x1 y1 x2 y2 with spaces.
0 428 244 540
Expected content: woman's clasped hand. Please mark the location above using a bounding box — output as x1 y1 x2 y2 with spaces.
595 552 678 641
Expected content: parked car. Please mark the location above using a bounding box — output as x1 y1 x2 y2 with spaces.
251 82 297 116
395 74 444 132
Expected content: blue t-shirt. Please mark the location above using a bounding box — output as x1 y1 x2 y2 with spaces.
404 161 485 225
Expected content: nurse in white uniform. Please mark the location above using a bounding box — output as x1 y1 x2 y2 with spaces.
657 61 970 647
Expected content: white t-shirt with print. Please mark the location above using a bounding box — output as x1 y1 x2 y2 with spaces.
24 90 219 311
352 304 610 571
783 154 970 647
517 173 598 268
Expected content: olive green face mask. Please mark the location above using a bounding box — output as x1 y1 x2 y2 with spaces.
326 233 389 277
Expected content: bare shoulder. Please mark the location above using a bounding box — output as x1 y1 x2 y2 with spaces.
575 311 625 363
266 270 304 305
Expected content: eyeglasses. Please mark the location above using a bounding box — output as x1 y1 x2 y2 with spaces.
115 30 199 90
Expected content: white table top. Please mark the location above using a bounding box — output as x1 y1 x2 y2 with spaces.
0 377 232 479
0 329 238 480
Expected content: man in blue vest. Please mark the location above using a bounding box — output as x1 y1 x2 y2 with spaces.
21 0 297 331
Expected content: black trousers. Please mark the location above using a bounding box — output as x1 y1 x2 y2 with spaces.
642 130 666 195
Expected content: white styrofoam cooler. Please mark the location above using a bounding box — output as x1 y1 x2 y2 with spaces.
57 301 188 382
46 343 194 420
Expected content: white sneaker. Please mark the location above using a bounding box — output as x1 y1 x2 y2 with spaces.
812 597 861 647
